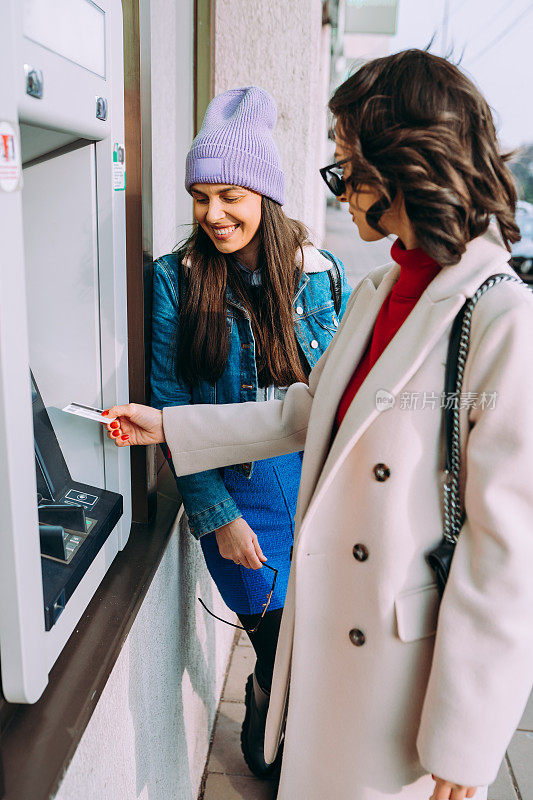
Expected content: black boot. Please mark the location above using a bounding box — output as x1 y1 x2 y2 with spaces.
241 671 282 778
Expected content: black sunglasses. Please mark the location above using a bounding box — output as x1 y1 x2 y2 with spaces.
319 158 351 197
198 562 278 634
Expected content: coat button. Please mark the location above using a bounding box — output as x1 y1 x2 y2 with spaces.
333 318 339 327
349 628 366 646
373 463 390 482
353 544 369 562
310 340 319 349
296 305 304 315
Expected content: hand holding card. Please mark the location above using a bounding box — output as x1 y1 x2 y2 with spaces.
103 403 165 447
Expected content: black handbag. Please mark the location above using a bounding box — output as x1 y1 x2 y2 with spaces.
427 272 524 597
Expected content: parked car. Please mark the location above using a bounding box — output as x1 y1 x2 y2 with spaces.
510 202 533 284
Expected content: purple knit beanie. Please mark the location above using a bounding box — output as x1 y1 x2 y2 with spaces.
185 86 285 205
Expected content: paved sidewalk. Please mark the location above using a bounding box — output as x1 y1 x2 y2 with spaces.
199 630 278 800
323 202 393 285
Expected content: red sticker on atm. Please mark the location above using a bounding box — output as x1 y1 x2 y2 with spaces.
0 121 21 193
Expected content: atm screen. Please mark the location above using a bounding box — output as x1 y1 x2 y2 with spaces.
31 372 70 502
31 371 123 629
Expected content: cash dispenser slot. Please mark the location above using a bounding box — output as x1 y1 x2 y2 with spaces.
31 373 122 630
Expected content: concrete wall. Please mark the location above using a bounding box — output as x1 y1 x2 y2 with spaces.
145 0 333 250
147 0 196 259
54 512 235 800
212 0 331 243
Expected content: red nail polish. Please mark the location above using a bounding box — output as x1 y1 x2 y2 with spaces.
112 430 120 437
120 434 129 440
111 421 119 429
102 410 109 416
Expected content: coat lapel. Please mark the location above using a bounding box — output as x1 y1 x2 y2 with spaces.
294 268 397 518
297 224 515 533
309 292 465 513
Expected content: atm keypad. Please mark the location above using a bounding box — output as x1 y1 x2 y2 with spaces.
42 517 97 564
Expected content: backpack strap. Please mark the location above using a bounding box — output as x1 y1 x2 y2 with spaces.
320 249 342 316
176 253 188 310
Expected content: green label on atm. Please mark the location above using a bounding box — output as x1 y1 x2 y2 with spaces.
113 143 126 191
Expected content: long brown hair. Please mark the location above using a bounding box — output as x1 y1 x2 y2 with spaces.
174 197 310 386
329 49 520 266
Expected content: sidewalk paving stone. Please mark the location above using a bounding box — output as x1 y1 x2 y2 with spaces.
238 629 253 647
222 641 255 702
507 731 533 800
518 690 533 731
489 758 519 800
207 700 248 777
203 773 277 800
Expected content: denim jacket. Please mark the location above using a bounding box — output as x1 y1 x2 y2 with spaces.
150 246 352 538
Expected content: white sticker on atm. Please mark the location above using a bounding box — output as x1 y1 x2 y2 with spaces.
64 490 98 507
0 121 22 193
62 402 116 424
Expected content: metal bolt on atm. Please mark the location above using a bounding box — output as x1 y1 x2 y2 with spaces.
0 0 131 703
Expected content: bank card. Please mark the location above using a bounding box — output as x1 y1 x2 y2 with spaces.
62 402 117 424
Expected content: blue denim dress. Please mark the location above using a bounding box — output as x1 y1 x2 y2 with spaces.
150 248 351 613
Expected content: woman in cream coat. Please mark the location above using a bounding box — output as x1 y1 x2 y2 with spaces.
105 51 533 800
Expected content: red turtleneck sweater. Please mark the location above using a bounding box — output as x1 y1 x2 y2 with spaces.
335 239 441 430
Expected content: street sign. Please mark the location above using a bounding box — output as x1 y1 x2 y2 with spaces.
345 0 398 35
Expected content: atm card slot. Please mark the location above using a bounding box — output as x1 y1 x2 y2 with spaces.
38 502 86 532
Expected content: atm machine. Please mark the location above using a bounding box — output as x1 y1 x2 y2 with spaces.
0 0 131 702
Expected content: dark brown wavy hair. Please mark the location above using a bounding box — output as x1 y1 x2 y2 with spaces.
329 49 520 266
174 197 310 386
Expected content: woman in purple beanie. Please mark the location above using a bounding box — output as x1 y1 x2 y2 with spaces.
149 86 351 777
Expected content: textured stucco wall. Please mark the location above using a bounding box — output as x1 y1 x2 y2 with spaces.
149 0 195 258
213 0 330 243
54 511 235 800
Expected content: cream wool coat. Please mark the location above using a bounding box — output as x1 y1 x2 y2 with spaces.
163 227 533 800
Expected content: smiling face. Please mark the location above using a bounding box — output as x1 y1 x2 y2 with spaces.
191 183 262 265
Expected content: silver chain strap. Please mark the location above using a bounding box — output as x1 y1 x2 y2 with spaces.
442 274 527 544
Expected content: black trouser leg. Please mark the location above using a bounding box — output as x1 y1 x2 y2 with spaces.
236 606 284 692
237 607 284 777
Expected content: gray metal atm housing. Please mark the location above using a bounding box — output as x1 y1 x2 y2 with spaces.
0 0 131 703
